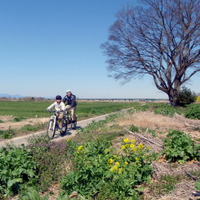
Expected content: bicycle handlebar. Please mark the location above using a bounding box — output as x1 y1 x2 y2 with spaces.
47 109 63 113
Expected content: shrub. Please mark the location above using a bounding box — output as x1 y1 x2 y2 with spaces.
19 187 49 200
0 145 39 197
185 104 200 120
162 130 200 163
177 87 197 106
130 125 139 133
29 139 69 191
60 138 153 199
1 127 16 139
154 105 177 117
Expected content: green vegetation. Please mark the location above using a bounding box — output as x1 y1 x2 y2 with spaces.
162 130 200 163
0 123 46 139
0 145 39 197
76 113 125 143
185 104 200 120
130 124 139 133
19 187 50 200
148 174 184 196
0 101 199 122
195 181 200 191
129 125 157 137
1 101 200 199
0 101 138 119
19 187 84 200
60 138 154 199
177 87 197 107
154 104 179 117
28 136 69 191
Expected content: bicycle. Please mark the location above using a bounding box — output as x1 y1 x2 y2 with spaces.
46 110 67 139
65 110 77 130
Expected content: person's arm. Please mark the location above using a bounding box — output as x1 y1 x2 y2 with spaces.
47 102 56 110
61 102 65 111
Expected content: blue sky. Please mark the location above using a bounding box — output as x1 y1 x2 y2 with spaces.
0 0 199 99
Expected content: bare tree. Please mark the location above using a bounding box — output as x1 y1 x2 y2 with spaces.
101 0 200 106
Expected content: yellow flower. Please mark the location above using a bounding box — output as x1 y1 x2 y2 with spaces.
105 149 109 153
118 168 122 175
139 164 142 167
130 144 135 149
135 157 138 161
110 165 118 172
125 161 128 165
124 138 130 143
138 143 144 150
115 162 120 166
142 156 145 159
117 156 120 160
113 155 116 158
133 147 137 152
77 145 83 151
121 145 125 150
108 158 113 164
67 138 70 141
131 139 136 144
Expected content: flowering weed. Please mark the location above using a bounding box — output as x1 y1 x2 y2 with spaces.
60 138 154 199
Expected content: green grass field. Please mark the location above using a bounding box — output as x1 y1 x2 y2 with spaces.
0 101 138 120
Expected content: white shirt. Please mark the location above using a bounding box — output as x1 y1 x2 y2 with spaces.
47 101 65 111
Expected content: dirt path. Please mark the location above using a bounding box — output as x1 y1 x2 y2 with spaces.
0 112 114 149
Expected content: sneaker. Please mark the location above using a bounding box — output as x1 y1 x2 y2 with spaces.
72 123 76 130
60 131 65 136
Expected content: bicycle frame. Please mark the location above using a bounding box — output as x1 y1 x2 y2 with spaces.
47 110 61 139
50 111 57 131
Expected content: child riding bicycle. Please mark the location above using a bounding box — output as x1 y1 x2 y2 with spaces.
46 95 65 129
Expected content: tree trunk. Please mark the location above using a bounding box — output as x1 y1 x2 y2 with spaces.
168 91 178 106
168 81 181 106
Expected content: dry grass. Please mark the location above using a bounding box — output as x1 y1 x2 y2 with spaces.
116 111 200 140
0 115 14 122
117 111 185 132
0 117 49 131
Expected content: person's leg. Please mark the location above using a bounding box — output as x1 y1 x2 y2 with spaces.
58 112 64 128
65 105 71 111
71 106 77 122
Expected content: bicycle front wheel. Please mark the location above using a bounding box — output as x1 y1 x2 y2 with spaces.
60 118 67 135
47 119 56 139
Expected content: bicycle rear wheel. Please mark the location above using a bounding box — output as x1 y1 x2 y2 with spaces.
47 119 56 139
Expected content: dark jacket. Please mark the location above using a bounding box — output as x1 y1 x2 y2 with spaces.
63 94 77 108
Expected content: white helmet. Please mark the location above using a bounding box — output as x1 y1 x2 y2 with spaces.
66 90 72 94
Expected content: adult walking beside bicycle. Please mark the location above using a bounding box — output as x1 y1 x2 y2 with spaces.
63 90 77 129
46 95 65 129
